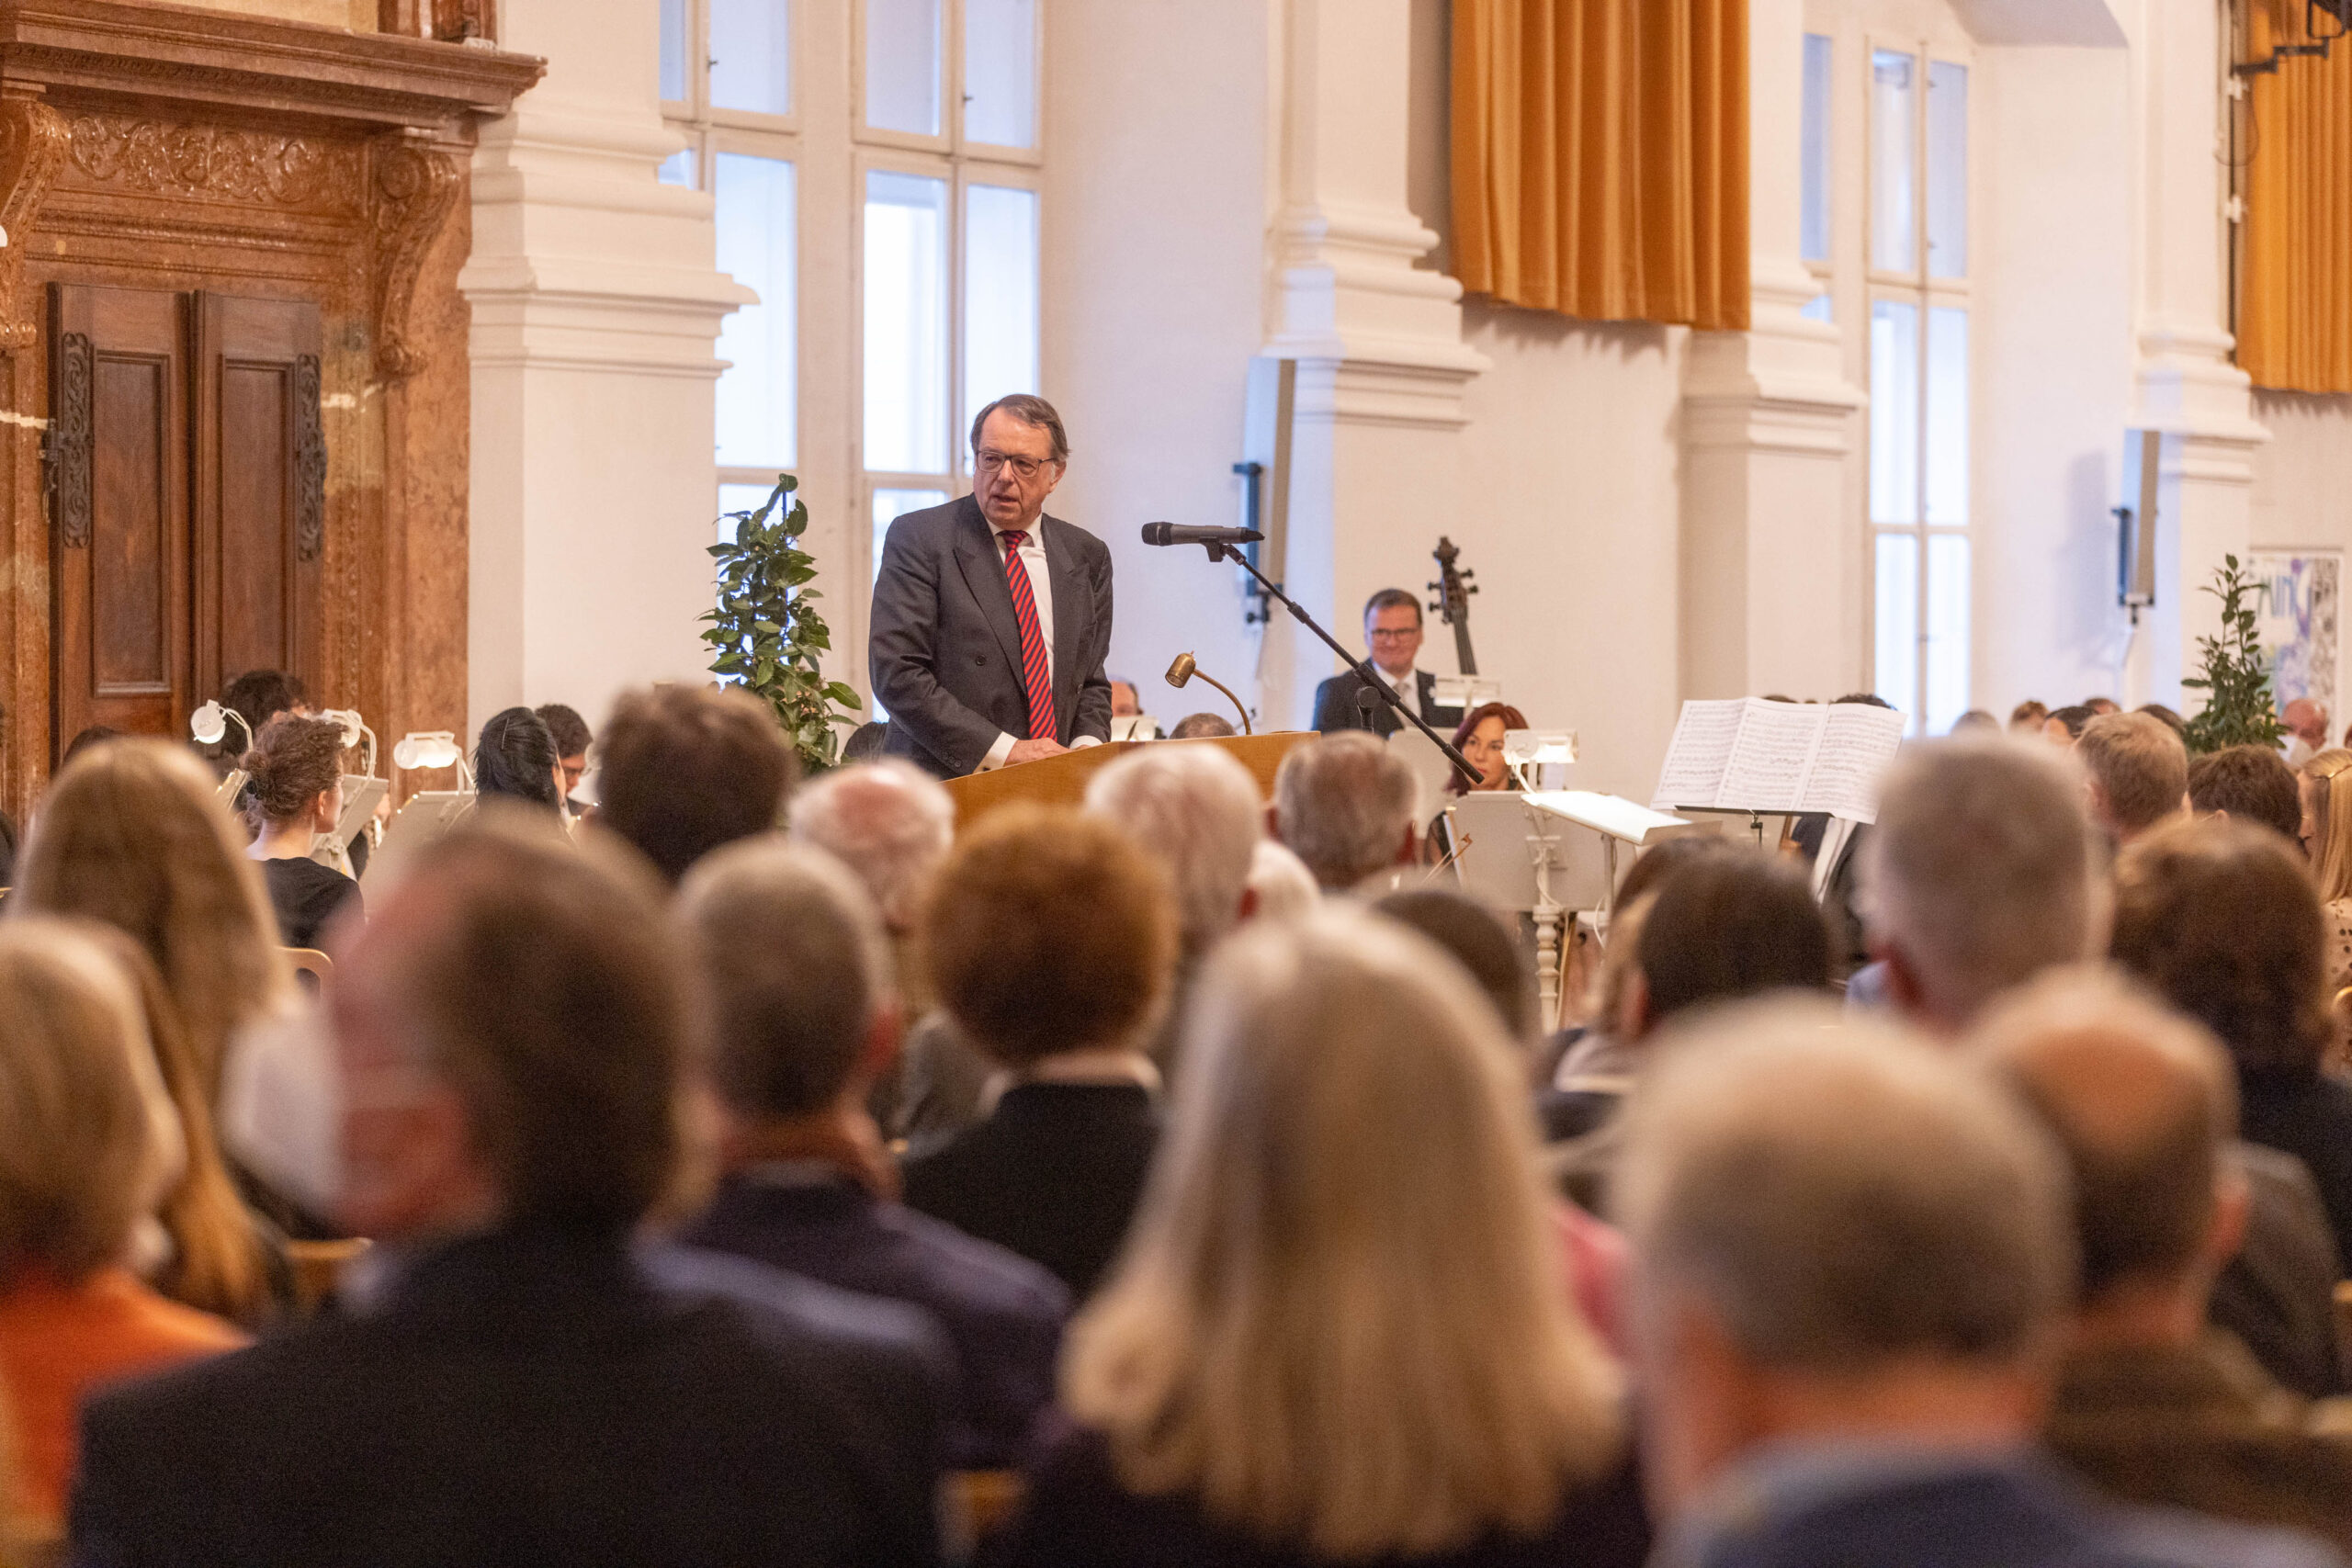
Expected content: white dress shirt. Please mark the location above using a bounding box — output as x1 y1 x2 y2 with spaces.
977 520 1101 772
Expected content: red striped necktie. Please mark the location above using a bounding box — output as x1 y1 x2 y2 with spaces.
999 529 1056 740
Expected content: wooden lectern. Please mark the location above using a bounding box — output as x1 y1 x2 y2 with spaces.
941 733 1315 831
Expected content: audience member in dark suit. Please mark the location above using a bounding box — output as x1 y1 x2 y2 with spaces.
1618 999 2338 1568
2110 819 2352 1286
1975 970 2352 1551
72 812 950 1568
869 395 1114 779
1308 588 1464 738
593 682 798 885
901 805 1177 1299
983 910 1645 1568
674 837 1069 1468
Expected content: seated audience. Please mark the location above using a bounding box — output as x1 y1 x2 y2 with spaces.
2087 695 2122 716
2011 699 2051 736
1109 677 1141 719
2110 821 2352 1286
1374 889 1536 1042
1951 708 1999 734
534 702 594 814
2298 748 2352 999
2045 704 2096 744
1272 732 1420 894
1974 970 2352 1550
2189 745 2306 848
1860 739 2100 1033
241 715 363 951
1082 743 1261 1012
1165 712 1234 739
842 719 890 761
0 921 245 1537
902 806 1177 1298
72 814 951 1567
1244 839 1319 924
75 924 283 1327
1545 851 1832 1201
61 725 121 767
674 840 1068 1469
14 740 292 1101
471 705 564 814
1614 998 2336 1568
2284 697 2331 769
2139 702 2188 739
788 760 966 1141
2077 711 2190 847
594 684 797 884
989 911 1645 1568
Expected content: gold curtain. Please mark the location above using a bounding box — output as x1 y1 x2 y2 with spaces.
1451 0 1749 331
2241 4 2352 392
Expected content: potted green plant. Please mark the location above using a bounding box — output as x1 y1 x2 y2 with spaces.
2180 554 2287 755
701 474 864 771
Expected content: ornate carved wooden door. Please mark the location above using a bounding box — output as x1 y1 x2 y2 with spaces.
47 284 324 762
48 283 191 754
191 292 326 708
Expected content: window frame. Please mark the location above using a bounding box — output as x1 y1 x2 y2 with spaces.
1862 32 1973 733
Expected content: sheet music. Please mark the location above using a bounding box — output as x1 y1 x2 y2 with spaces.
1806 705 1909 823
1652 698 1909 819
1650 700 1747 811
1714 702 1828 812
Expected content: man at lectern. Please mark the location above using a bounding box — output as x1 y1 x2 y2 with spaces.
1310 589 1464 739
869 395 1114 779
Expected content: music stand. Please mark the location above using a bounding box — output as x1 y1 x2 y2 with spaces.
363 791 476 886
1450 791 1714 1032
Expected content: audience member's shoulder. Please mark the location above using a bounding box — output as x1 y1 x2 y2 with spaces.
2102 1501 2346 1568
878 1201 1073 1323
640 1241 953 1373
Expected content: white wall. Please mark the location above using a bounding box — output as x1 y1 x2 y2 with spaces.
1041 0 1272 727
1452 306 1687 799
1972 44 2139 716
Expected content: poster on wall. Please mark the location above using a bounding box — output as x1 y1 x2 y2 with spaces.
2250 551 2341 719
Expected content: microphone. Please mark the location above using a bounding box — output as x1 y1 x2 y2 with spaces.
1140 523 1264 547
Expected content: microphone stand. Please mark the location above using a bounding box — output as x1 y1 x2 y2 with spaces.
1201 540 1482 787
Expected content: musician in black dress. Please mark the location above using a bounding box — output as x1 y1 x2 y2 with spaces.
243 715 362 951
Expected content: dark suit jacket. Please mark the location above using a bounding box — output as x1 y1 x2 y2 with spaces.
870 494 1114 777
71 1224 951 1568
1310 667 1462 739
1682 1454 2338 1568
978 1421 1651 1568
901 1083 1159 1301
2239 1069 2352 1296
2212 1141 2347 1398
682 1170 1070 1469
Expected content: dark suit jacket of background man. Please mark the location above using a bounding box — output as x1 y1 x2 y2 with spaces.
71 1225 951 1568
870 493 1114 778
1310 666 1463 739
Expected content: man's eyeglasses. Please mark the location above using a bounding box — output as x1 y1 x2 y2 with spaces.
1368 627 1420 642
976 449 1057 479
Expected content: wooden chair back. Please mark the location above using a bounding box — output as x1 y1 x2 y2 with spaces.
284 1237 371 1316
283 946 334 997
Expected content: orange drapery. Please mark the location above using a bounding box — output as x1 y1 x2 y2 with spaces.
1451 0 1749 331
2241 4 2352 392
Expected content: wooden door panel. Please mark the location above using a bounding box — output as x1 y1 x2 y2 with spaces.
194 293 325 706
49 284 191 761
90 355 172 693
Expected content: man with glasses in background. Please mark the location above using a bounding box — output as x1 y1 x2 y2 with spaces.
1311 588 1464 738
870 394 1115 778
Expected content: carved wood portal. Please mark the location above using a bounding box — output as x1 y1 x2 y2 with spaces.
0 0 541 816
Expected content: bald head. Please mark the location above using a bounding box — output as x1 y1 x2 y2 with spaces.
786 759 956 932
1971 969 2234 1303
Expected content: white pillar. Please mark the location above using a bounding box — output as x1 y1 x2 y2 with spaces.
1261 0 1487 728
2127 0 2266 708
462 0 752 735
1679 0 1864 705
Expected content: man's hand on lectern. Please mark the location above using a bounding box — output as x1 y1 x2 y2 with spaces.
1007 737 1070 766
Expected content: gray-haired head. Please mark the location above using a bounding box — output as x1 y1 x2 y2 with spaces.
1860 738 2103 1031
786 758 956 933
1616 997 2076 1372
1273 732 1421 892
676 838 893 1122
1083 743 1262 961
969 393 1069 464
